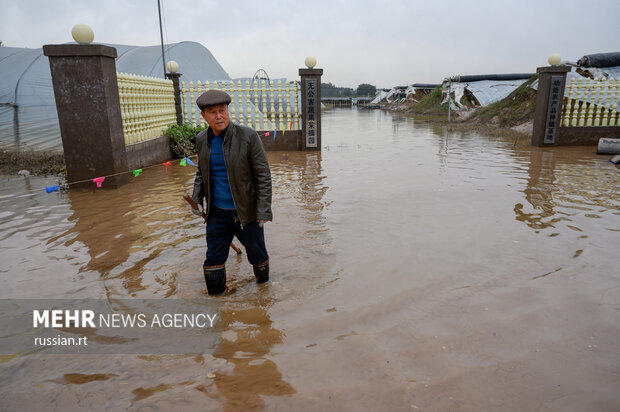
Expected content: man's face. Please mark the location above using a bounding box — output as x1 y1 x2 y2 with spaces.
201 104 230 135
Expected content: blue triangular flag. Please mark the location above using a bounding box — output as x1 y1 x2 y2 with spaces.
184 157 197 167
273 129 277 141
45 185 60 193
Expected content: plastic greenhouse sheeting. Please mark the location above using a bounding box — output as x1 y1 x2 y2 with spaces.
437 73 534 108
1 41 231 152
575 65 620 81
459 79 529 107
1 46 61 152
370 89 391 104
442 78 529 108
449 73 533 83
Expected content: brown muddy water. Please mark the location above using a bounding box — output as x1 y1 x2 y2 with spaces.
1 108 619 411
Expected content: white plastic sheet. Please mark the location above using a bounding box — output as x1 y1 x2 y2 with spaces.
443 79 528 108
0 41 231 151
370 90 390 104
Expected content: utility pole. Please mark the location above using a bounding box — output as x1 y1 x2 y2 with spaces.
157 0 166 78
448 79 451 123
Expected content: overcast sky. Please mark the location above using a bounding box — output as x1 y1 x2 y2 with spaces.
2 0 619 89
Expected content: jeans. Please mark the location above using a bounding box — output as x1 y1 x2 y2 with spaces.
204 206 269 267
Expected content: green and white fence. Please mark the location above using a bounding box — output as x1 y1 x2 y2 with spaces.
181 79 301 131
533 65 620 146
117 73 176 144
117 74 302 145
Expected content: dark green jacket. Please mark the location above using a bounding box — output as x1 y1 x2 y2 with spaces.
192 122 272 226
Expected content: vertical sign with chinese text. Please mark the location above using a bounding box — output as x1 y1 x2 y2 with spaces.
544 75 565 144
305 78 318 148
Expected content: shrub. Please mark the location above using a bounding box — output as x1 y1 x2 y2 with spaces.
164 123 207 158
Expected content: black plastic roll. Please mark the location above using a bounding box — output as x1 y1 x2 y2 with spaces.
412 83 440 89
449 73 534 82
577 52 620 68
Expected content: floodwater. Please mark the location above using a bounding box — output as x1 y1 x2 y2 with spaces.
1 108 619 411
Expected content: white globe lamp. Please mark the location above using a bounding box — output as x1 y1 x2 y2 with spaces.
166 60 179 73
305 56 317 69
72 24 94 45
548 53 561 66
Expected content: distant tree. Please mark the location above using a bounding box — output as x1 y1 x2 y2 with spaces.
321 82 337 97
356 83 376 97
321 82 355 97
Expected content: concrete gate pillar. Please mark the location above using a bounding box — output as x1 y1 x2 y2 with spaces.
531 65 570 147
43 44 129 188
299 67 323 151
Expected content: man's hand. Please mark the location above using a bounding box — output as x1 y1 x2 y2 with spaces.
258 220 268 228
191 204 203 217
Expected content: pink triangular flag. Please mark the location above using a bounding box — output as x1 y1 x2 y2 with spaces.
93 177 105 188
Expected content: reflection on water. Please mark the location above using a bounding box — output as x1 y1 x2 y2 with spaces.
515 150 558 230
212 302 295 411
1 108 619 410
514 148 619 233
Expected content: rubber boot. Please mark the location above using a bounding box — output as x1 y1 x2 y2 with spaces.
253 261 269 284
203 266 226 295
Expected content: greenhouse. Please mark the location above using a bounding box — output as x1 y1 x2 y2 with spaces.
0 41 231 151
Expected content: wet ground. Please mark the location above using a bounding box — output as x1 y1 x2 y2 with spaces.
1 108 619 411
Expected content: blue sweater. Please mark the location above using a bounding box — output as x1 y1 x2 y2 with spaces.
209 135 236 209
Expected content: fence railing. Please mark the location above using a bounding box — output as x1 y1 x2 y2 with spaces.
561 77 619 127
117 73 176 144
181 79 301 131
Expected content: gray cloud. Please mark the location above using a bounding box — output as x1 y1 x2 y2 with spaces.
2 0 619 88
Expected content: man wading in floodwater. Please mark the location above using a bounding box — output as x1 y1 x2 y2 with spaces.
191 90 272 295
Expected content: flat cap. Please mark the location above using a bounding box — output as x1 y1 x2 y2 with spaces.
196 90 231 110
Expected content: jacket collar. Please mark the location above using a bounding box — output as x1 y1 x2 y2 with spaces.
207 123 232 143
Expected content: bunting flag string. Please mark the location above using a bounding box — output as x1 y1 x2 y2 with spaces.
0 145 264 199
0 155 202 199
263 124 296 139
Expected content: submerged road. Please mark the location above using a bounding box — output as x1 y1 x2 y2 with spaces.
1 108 619 411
